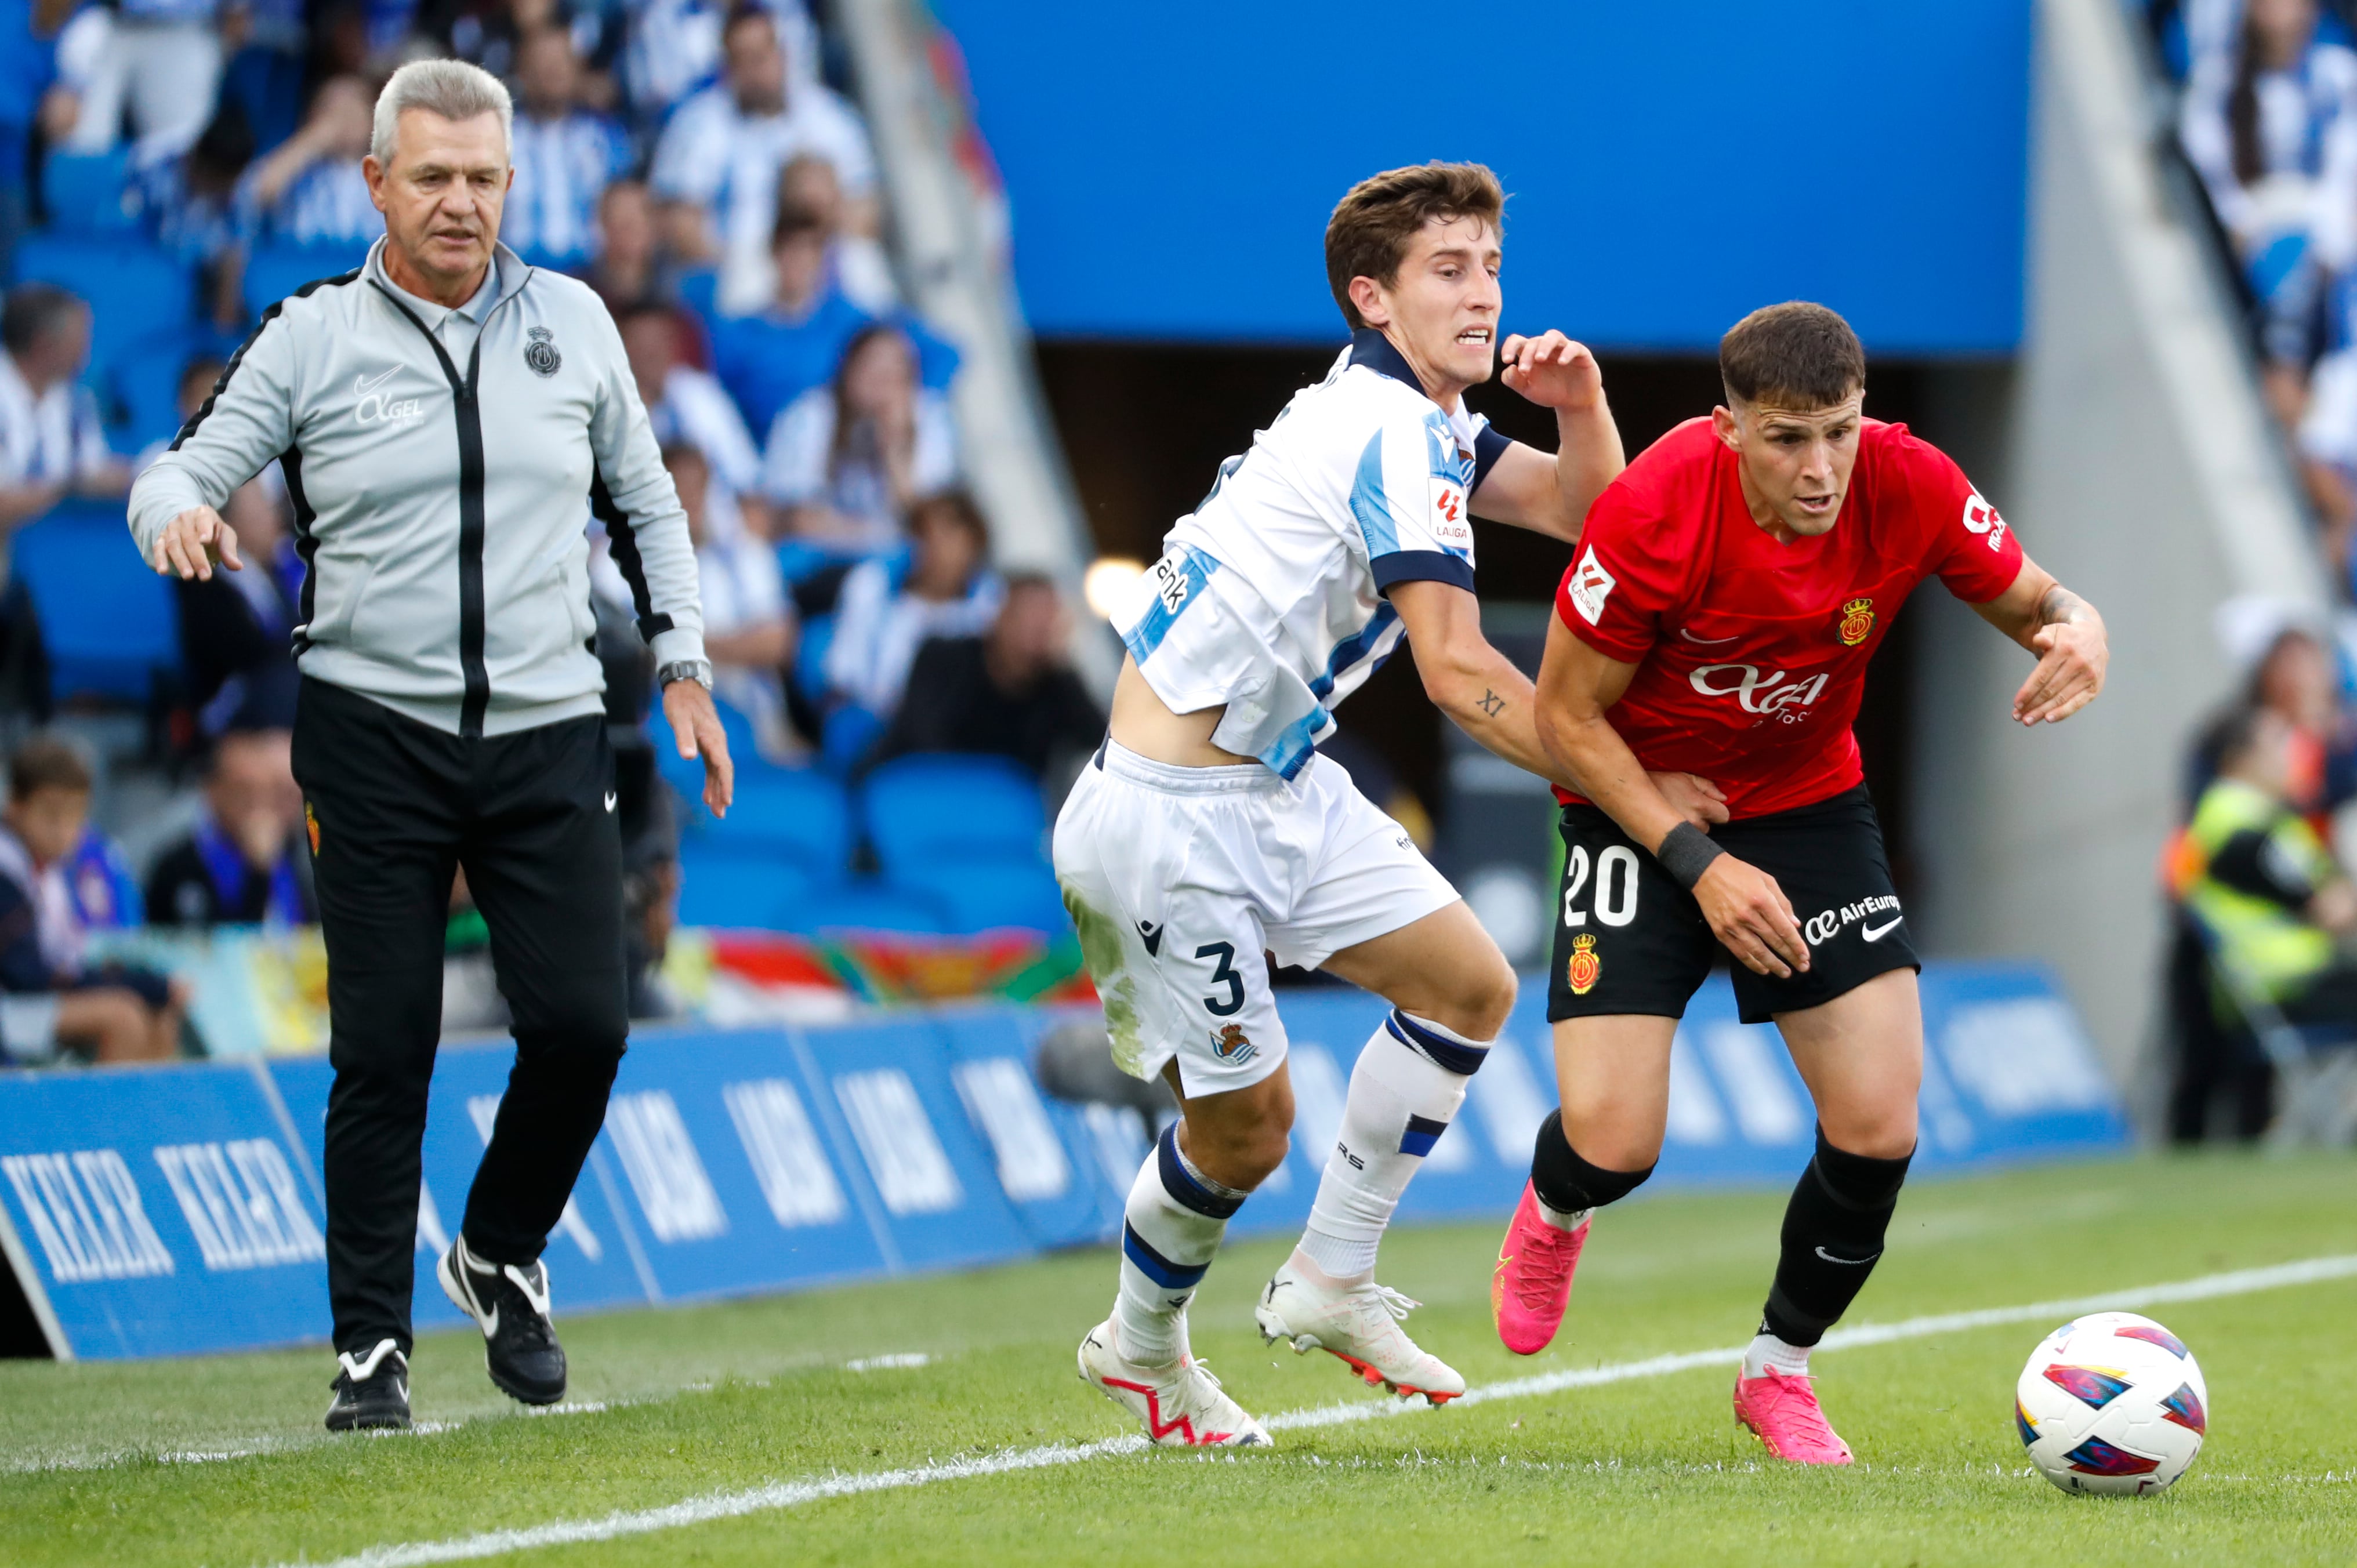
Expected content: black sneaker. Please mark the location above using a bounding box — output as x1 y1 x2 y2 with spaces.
436 1235 567 1404
325 1338 411 1431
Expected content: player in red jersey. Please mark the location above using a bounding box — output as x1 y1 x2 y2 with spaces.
1489 303 2109 1464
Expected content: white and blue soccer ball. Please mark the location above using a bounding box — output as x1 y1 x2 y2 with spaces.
2015 1311 2207 1496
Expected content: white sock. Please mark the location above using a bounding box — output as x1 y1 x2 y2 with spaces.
1743 1330 1812 1380
1537 1199 1592 1233
1297 1009 1485 1281
1113 1123 1244 1366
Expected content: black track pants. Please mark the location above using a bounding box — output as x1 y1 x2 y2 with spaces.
292 677 629 1356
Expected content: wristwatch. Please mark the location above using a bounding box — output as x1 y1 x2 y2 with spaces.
655 658 713 691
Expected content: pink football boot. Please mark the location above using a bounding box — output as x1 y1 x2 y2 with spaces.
1732 1369 1855 1464
1491 1180 1591 1356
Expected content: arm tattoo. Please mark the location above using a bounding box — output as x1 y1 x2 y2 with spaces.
1478 688 1506 718
2037 585 2088 627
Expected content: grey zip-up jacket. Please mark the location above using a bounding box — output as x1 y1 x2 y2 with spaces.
129 238 705 738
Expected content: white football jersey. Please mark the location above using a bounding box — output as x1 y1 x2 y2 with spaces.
1110 329 1509 778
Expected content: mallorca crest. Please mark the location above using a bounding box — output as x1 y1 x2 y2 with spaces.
1210 1023 1257 1065
524 325 561 378
1838 597 1874 647
1567 932 1601 996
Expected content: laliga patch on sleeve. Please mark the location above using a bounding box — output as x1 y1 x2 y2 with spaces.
1962 489 2008 550
1567 546 1615 625
1427 474 1471 547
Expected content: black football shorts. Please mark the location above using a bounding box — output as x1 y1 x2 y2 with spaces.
1544 785 1919 1026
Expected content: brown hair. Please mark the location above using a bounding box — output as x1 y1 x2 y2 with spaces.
9 736 92 801
1719 301 1866 409
909 488 990 551
1324 162 1504 330
826 321 914 484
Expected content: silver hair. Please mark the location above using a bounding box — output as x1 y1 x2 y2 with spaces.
370 59 513 164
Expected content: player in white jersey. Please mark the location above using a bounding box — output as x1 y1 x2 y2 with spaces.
1060 163 1687 1446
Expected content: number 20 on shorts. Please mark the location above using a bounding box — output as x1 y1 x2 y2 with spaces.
1564 845 1640 929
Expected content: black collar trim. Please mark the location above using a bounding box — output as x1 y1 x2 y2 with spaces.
1347 327 1439 402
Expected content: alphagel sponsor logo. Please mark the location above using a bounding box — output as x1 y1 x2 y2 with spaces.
2 1149 175 1282
153 1139 324 1272
1688 663 1830 717
606 1091 728 1243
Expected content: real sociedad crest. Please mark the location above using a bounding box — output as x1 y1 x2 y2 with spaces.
1567 932 1601 996
1839 597 1874 647
524 325 561 377
1210 1023 1257 1064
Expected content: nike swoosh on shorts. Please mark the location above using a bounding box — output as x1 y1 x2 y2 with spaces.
1862 916 1903 942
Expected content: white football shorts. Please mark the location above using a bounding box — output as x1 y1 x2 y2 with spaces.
1053 739 1459 1097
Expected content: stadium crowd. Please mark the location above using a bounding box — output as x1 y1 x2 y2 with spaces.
0 0 1104 1068
2145 2 2357 1138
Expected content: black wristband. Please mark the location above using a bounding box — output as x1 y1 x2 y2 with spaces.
1654 821 1725 891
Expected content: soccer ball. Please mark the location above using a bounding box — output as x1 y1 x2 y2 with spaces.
2014 1311 2207 1496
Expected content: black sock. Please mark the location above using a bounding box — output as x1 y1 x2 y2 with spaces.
1529 1108 1654 1215
1761 1125 1913 1347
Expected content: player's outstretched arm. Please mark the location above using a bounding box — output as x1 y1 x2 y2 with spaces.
1532 612 1811 978
1390 579 1730 818
1968 555 2109 726
1388 579 1563 780
1467 331 1625 542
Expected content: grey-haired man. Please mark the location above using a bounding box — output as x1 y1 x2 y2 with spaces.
129 59 735 1432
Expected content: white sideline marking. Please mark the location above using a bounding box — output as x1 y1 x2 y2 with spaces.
277 1251 2357 1568
1268 1250 2357 1432
844 1353 931 1373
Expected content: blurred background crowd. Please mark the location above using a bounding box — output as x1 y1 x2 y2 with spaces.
2145 0 2357 1141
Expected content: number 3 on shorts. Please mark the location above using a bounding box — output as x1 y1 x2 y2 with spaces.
1196 941 1245 1017
1562 845 1640 929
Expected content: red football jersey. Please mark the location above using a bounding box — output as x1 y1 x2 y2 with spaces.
1553 417 2024 818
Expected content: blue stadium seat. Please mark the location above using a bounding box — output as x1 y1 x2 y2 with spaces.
772 877 947 937
654 689 804 819
709 690 763 765
675 842 812 928
11 238 192 387
109 325 230 452
819 703 881 774
861 753 1047 873
241 242 368 321
37 150 136 234
887 854 1067 935
699 768 851 880
792 611 834 703
13 502 180 704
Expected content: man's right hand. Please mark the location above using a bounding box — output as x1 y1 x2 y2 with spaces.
1692 854 1809 978
1648 771 1727 830
151 506 242 580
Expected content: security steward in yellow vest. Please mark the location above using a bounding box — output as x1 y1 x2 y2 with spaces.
2184 706 2357 1026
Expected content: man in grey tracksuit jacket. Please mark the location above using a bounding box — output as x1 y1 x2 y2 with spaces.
129 60 733 1431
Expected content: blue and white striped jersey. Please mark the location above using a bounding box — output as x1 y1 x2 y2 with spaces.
1111 328 1509 779
505 110 632 267
240 158 378 248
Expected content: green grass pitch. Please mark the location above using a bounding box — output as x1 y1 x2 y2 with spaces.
5 1153 2356 1566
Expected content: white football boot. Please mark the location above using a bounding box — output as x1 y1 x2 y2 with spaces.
1255 1260 1466 1404
1077 1318 1271 1447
